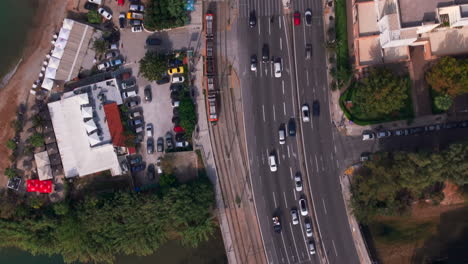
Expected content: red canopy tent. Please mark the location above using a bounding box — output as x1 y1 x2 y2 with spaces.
27 179 53 193
174 126 185 133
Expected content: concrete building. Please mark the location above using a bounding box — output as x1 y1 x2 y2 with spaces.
47 78 125 178
352 0 468 69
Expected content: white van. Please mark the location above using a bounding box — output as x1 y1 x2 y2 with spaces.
278 128 286 144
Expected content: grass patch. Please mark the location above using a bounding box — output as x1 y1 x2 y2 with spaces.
428 88 446 114
334 0 352 87
369 218 435 245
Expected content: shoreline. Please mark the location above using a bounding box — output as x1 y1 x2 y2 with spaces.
0 58 23 89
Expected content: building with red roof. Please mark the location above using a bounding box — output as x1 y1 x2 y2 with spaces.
103 103 126 147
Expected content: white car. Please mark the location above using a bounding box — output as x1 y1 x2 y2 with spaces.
294 173 303 192
305 221 313 237
274 60 282 78
132 26 143 33
250 55 257 72
171 100 180 108
309 241 316 255
98 8 112 20
291 209 299 225
88 0 102 5
301 104 310 122
299 198 308 216
122 90 137 99
146 124 153 137
172 75 185 84
97 61 110 70
278 127 286 144
129 4 145 12
268 154 277 172
362 132 376 140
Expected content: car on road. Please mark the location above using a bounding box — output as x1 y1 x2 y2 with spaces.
122 90 137 99
362 131 376 140
98 8 112 20
146 123 153 137
394 129 409 136
305 44 312 59
250 55 257 71
166 133 174 150
272 216 281 233
291 209 299 225
146 37 162 46
84 2 99 11
262 44 269 63
147 164 155 180
131 25 142 33
157 137 164 152
249 11 256 28
274 59 282 78
299 198 308 216
278 126 286 144
172 75 185 84
293 11 300 26
157 75 170 85
305 219 313 237
146 138 154 154
129 19 142 26
305 9 312 26
144 86 152 102
308 240 316 255
118 13 125 28
376 131 392 138
312 100 320 116
288 119 296 136
294 173 303 192
301 104 310 122
268 154 277 172
168 67 184 75
129 4 144 12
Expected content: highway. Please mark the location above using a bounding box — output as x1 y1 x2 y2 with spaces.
234 0 361 263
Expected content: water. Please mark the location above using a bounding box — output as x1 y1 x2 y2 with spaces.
0 228 227 264
0 0 37 85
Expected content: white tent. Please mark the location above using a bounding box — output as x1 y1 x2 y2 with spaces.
44 67 57 79
52 46 64 59
34 151 53 181
48 57 61 69
62 19 74 30
81 106 93 118
54 37 68 49
32 83 38 88
58 27 70 40
77 93 89 105
88 132 101 146
84 119 97 133
41 78 54 91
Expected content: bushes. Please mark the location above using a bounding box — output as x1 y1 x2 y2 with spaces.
334 0 352 88
179 92 197 139
87 10 102 24
29 133 44 148
144 0 188 31
139 52 168 81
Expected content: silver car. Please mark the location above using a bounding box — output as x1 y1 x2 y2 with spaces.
291 209 299 225
305 220 313 237
299 198 308 216
294 173 303 192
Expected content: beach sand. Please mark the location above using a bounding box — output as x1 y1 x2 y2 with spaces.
0 0 79 183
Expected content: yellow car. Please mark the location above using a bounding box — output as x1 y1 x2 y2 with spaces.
167 66 184 75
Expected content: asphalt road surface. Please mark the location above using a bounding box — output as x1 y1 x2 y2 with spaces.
234 0 361 263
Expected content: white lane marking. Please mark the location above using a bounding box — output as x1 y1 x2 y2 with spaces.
334 144 337 154
258 20 261 36
332 240 338 256
311 120 314 130
283 15 296 114
273 192 278 207
277 148 281 165
289 223 301 262
273 105 276 121
336 159 339 168
279 15 282 29
283 102 287 116
270 62 273 77
303 22 306 45
289 166 293 179
283 192 288 206
322 198 328 214
262 104 266 122
293 188 297 200
259 61 263 78
280 232 292 264
287 145 290 158
266 148 269 157
282 80 285 94
261 155 265 165
268 19 271 35
315 155 319 172
280 37 283 50
306 71 309 86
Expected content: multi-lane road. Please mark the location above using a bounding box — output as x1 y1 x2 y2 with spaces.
234 0 361 263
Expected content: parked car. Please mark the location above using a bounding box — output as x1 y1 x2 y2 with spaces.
171 100 180 108
122 90 137 99
301 104 310 122
293 11 300 26
129 4 144 12
308 240 316 255
291 209 299 225
121 79 136 90
118 13 125 28
250 55 257 71
443 122 459 129
175 141 189 148
128 118 143 127
146 37 161 46
156 157 163 174
170 91 179 100
131 25 143 33
110 59 123 67
362 131 376 140
97 61 111 70
299 198 308 216
84 2 99 11
147 164 155 180
166 133 174 150
157 137 164 152
294 173 303 192
144 87 152 102
146 138 154 154
171 75 184 84
105 50 119 60
146 123 153 137
128 110 142 119
87 0 102 5
312 100 320 116
157 75 170 85
129 19 142 26
376 131 392 138
168 67 184 75
129 156 142 165
305 9 312 26
125 98 139 108
268 154 277 172
360 152 371 162
170 84 183 92
98 7 112 20
459 120 468 127
394 129 409 136
425 124 441 132
409 127 424 135
131 164 145 172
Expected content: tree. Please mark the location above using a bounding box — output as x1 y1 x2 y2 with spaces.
179 92 197 139
29 133 44 148
53 202 70 216
87 10 102 24
93 39 108 55
144 0 188 31
351 68 409 117
4 168 16 179
139 52 167 81
6 139 16 150
426 56 468 96
434 94 453 111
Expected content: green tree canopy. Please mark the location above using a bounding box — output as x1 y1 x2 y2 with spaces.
139 52 167 81
178 92 196 139
87 10 102 24
4 168 16 179
144 0 188 31
426 56 468 97
351 68 409 117
93 39 108 55
29 133 44 148
434 94 453 111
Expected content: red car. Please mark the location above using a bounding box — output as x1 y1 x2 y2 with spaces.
294 12 300 26
118 0 124 6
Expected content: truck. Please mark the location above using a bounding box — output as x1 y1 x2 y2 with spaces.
127 11 143 20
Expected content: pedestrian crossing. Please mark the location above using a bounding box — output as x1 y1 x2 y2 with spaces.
239 0 323 18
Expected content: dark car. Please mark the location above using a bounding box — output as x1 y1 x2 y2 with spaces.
125 98 140 108
312 100 320 116
166 133 174 150
131 164 145 172
272 216 281 233
409 127 424 135
157 75 170 85
249 11 256 28
129 156 142 165
157 137 164 152
168 59 183 68
144 86 152 102
172 116 180 124
262 44 269 63
288 119 296 136
459 120 468 128
146 138 154 154
129 19 142 26
170 91 179 100
305 9 312 26
175 133 185 142
147 164 155 180
443 122 458 129
170 84 183 92
118 13 126 28
84 2 99 10
173 107 179 117
146 37 162 46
